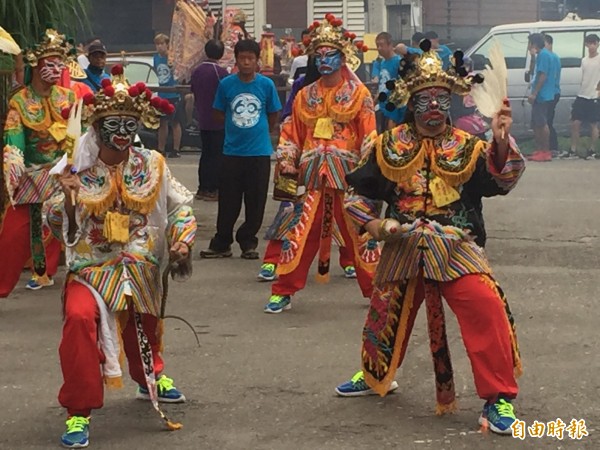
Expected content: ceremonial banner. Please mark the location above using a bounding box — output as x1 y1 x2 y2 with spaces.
169 0 208 82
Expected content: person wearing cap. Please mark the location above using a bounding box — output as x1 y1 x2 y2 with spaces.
262 15 380 314
335 40 525 436
50 64 196 448
425 31 452 70
82 39 110 93
0 28 76 296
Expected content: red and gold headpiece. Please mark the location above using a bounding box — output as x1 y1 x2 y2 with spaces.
24 28 74 67
303 14 366 70
81 65 174 128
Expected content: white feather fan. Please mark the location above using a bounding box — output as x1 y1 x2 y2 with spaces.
0 26 21 55
470 40 508 119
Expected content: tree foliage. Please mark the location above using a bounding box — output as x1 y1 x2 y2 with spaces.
0 0 90 47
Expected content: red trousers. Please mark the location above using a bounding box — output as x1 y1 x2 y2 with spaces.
58 281 164 417
0 205 61 297
262 238 354 268
272 193 374 298
364 274 518 402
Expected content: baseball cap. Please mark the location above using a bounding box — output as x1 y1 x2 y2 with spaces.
411 32 425 43
87 40 107 55
424 31 439 40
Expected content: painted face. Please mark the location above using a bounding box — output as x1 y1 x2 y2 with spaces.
38 57 65 85
315 47 343 75
411 87 452 128
99 116 139 152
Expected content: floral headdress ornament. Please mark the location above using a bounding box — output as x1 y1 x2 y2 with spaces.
80 65 174 129
380 39 484 111
24 28 75 66
303 14 367 70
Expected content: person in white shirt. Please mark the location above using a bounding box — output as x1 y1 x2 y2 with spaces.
564 33 600 159
288 29 310 84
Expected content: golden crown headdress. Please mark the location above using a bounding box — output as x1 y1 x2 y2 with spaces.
24 28 74 67
303 14 368 71
81 65 173 129
381 40 483 111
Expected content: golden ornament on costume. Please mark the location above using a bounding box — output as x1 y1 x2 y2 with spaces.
304 14 367 71
68 59 87 80
385 40 481 109
81 65 174 129
24 28 73 66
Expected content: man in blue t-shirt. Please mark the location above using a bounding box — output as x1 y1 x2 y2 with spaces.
372 32 404 132
200 39 282 260
527 33 560 161
154 33 183 158
543 34 562 155
425 31 452 70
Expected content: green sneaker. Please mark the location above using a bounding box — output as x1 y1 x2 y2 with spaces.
257 263 277 281
136 375 186 403
264 294 292 314
61 416 90 448
479 398 518 435
335 370 399 397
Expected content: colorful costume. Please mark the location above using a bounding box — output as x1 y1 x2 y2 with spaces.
338 41 525 434
47 65 195 447
265 15 379 313
0 29 75 296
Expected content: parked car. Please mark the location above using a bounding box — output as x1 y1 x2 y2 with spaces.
105 55 200 151
466 19 600 137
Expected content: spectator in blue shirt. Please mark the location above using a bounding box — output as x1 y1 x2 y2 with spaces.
82 40 110 93
154 33 183 158
200 39 282 260
527 33 559 161
543 33 562 155
372 32 403 132
394 32 425 58
425 31 452 70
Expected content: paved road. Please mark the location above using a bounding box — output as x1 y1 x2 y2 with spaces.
1 156 598 449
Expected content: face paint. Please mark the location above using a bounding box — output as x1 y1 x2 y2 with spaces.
412 87 451 128
38 57 65 85
99 116 139 152
315 47 343 75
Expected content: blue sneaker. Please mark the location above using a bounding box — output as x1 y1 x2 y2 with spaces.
26 273 54 290
479 398 517 435
343 266 357 278
257 263 277 281
335 370 399 397
264 295 291 314
61 416 90 448
136 375 186 403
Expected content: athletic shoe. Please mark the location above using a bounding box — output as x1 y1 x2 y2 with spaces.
557 150 577 159
264 294 291 314
240 249 259 260
167 151 181 159
527 150 552 162
343 266 357 278
583 149 596 160
335 370 399 397
200 247 232 258
257 263 277 281
136 375 186 403
478 398 517 435
26 273 54 290
61 416 90 449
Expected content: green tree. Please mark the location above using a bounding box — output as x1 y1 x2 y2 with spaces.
0 0 90 47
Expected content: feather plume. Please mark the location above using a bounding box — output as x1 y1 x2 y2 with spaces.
470 40 507 118
0 26 21 55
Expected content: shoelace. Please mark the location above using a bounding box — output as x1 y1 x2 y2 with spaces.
350 370 364 384
65 416 89 433
156 375 175 392
495 399 516 418
262 263 276 272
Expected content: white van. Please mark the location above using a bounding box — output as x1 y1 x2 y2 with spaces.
466 19 600 137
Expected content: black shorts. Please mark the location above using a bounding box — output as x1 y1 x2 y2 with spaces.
531 101 550 128
160 97 185 125
571 96 600 123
